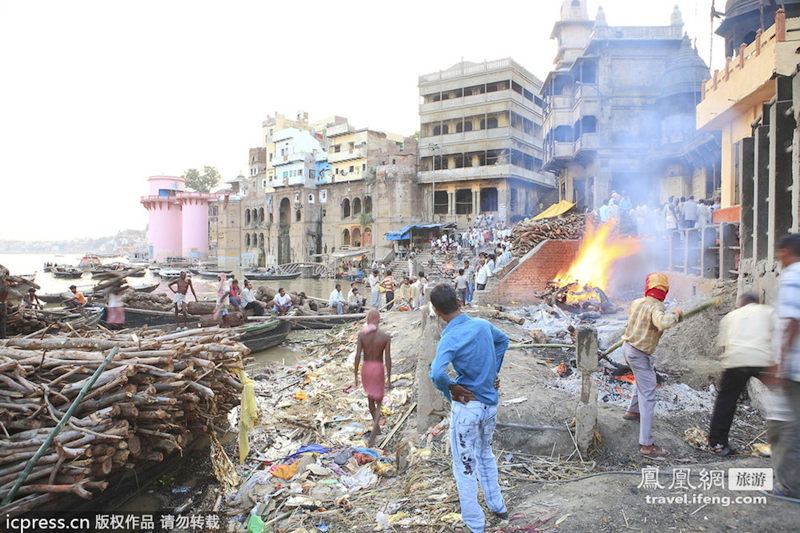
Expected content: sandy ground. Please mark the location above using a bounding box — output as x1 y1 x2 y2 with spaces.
132 283 800 532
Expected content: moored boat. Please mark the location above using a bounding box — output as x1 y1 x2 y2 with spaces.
77 254 103 271
244 270 302 281
51 266 84 279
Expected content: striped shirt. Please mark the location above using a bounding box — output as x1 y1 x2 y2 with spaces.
776 262 800 381
622 296 682 355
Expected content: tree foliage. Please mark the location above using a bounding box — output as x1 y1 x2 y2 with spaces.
182 166 222 192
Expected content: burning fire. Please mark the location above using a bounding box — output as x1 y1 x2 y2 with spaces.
555 219 642 309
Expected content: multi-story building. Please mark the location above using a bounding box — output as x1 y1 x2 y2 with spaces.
418 58 556 227
697 5 800 291
215 113 419 269
541 1 717 209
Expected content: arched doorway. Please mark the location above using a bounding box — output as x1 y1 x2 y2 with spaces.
278 197 291 264
352 227 362 247
343 229 351 247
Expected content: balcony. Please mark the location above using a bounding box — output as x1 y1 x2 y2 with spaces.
420 127 521 154
327 148 367 163
417 164 555 187
420 89 537 115
573 133 599 154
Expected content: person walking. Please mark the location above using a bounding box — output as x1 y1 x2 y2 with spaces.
764 233 800 497
368 269 381 309
381 270 395 310
621 273 682 457
708 293 776 456
354 309 392 447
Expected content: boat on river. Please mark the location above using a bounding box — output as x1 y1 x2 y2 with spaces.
51 266 83 279
244 270 301 281
78 254 102 271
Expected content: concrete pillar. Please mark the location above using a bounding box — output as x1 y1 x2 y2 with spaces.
416 313 447 433
737 137 755 260
575 325 598 454
768 78 794 263
753 120 770 261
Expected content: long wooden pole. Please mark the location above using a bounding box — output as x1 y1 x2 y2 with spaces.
600 297 722 357
1 346 120 505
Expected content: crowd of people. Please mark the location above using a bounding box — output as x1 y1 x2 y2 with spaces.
593 190 723 237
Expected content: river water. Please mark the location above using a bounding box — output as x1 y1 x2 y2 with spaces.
0 253 343 363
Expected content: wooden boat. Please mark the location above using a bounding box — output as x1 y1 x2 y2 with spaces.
157 268 183 279
244 270 302 281
230 317 292 351
196 271 234 280
121 307 202 329
52 267 83 279
130 282 159 293
78 254 103 270
20 272 36 282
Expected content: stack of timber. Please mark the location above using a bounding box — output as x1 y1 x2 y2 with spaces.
0 327 247 518
509 214 590 256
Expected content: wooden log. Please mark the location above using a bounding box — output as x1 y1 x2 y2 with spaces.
91 457 113 477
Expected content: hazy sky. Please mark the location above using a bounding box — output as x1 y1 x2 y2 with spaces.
0 0 722 242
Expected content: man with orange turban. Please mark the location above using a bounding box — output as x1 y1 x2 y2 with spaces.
621 272 682 457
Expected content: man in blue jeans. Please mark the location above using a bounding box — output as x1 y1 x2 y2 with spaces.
429 284 508 533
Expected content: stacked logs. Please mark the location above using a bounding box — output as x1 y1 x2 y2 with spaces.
509 214 591 257
0 327 247 518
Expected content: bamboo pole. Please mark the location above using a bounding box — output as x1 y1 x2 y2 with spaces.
600 297 722 357
1 346 120 506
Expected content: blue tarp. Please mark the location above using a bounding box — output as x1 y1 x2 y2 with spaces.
384 223 451 241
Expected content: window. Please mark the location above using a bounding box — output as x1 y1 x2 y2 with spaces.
456 189 473 214
349 142 354 153
296 209 302 222
349 165 354 173
434 191 448 214
364 196 372 213
353 197 362 215
510 188 518 211
342 198 351 218
480 187 498 212
332 145 341 153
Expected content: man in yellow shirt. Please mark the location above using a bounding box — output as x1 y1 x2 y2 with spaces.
621 273 682 457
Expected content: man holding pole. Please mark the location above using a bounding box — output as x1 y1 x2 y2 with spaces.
621 273 682 458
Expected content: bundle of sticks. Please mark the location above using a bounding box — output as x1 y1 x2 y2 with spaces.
0 326 247 518
509 214 590 257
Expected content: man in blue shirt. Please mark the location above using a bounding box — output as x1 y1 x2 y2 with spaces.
428 284 508 533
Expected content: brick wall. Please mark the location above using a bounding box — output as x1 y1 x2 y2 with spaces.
478 240 580 305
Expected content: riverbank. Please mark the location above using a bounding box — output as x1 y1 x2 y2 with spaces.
182 292 796 532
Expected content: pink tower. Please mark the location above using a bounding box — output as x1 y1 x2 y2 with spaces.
141 176 216 262
141 176 186 262
179 192 216 259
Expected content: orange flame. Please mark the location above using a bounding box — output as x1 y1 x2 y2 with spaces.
556 219 642 302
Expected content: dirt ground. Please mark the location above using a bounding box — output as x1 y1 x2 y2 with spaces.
136 283 800 532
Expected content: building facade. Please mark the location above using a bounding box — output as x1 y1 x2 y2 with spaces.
541 1 718 209
418 58 556 227
215 113 419 269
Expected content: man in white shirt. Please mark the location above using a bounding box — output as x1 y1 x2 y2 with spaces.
682 196 698 229
329 283 347 314
273 287 293 316
708 293 776 456
475 258 492 291
347 287 365 313
240 280 267 316
368 269 381 309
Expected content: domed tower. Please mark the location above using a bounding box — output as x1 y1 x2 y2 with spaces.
716 0 800 58
551 0 594 69
658 35 711 146
141 176 185 262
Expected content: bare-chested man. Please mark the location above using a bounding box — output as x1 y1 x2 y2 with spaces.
354 309 392 447
168 271 197 330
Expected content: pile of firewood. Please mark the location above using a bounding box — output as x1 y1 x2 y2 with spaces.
509 214 591 256
0 327 247 518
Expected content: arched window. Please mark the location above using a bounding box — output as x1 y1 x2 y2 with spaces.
364 196 372 213
245 209 251 226
343 229 350 246
296 209 302 222
352 228 361 248
245 234 251 247
259 233 264 248
259 208 265 223
342 198 351 218
353 197 362 215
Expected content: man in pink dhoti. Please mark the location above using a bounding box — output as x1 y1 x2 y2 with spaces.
354 309 392 447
